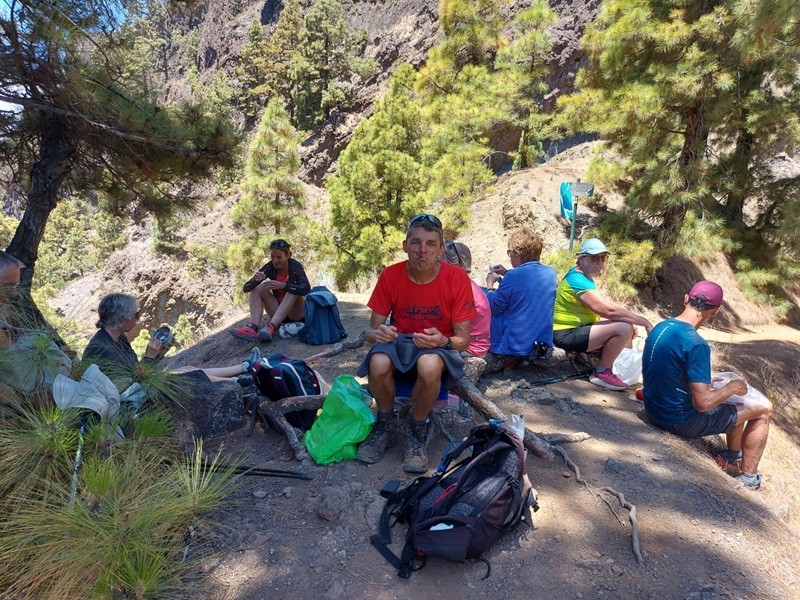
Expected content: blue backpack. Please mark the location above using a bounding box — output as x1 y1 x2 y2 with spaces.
299 286 348 346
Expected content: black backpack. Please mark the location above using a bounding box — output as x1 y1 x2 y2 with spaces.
298 286 347 346
371 421 538 578
251 353 321 430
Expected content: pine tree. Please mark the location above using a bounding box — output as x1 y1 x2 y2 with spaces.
417 0 503 96
235 20 271 120
495 1 556 169
229 99 304 280
556 0 800 250
296 0 376 128
0 0 240 294
327 66 427 287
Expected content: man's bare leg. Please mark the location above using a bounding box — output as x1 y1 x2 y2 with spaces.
735 402 773 474
410 354 444 420
368 353 396 413
357 352 397 464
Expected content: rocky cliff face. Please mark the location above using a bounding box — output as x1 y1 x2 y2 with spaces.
171 0 601 181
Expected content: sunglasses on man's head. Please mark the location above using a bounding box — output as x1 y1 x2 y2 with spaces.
270 240 289 251
409 214 442 228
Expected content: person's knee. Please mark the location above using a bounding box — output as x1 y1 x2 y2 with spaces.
369 353 394 378
415 354 444 383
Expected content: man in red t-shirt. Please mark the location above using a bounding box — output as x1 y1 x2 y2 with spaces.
356 214 476 473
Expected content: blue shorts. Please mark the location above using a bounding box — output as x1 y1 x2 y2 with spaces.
647 403 738 438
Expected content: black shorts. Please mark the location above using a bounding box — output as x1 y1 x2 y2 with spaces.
647 403 739 438
553 324 593 353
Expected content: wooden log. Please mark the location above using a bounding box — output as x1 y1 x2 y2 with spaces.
451 379 556 460
258 394 326 461
305 330 366 364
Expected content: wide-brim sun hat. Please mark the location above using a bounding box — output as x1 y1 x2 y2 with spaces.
577 238 610 256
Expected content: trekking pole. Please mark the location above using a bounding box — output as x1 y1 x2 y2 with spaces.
529 369 593 387
68 413 88 509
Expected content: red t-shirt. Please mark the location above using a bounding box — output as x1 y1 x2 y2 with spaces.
368 261 477 337
274 270 289 303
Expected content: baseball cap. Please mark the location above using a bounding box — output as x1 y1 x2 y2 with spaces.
578 238 610 256
688 280 723 308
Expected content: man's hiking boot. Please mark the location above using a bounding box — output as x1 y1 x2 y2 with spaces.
357 413 396 464
714 452 742 476
733 472 762 491
259 324 276 342
402 417 429 474
231 323 260 341
589 369 628 391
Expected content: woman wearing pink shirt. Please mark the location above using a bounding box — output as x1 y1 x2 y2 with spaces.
442 241 490 357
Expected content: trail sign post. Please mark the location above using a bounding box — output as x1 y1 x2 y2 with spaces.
560 179 595 252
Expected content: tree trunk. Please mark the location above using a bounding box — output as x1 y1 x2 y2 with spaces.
5 115 74 351
7 115 74 285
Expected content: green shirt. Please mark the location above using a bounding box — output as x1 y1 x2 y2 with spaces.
553 268 600 331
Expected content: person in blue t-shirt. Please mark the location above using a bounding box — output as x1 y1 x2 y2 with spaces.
642 281 773 491
485 228 557 370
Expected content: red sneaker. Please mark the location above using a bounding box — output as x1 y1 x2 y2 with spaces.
589 369 628 391
230 323 259 340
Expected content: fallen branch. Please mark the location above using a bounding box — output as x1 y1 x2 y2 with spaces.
551 445 643 566
451 379 555 460
306 330 366 364
258 394 326 461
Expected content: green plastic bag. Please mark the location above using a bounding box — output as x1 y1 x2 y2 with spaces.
304 375 374 465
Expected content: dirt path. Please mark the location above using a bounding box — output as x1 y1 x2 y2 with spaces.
183 309 800 600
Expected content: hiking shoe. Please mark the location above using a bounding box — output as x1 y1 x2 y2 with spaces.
357 414 396 464
714 452 741 476
733 472 762 491
402 418 429 474
259 324 276 342
230 323 259 340
589 369 628 391
242 346 262 373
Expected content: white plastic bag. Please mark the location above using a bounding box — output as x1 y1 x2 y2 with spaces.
613 346 643 386
713 371 770 410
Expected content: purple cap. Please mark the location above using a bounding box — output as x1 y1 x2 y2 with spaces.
688 280 723 307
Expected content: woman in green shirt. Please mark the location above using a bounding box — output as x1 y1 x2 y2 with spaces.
553 239 653 391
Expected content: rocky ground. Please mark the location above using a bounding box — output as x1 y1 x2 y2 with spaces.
53 141 800 599
167 291 800 600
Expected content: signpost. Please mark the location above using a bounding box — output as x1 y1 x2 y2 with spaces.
560 179 595 252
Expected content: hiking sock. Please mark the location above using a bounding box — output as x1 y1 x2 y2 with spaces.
719 450 742 463
595 367 609 374
409 415 428 427
376 410 395 421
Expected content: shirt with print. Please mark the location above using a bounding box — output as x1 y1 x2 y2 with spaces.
368 261 476 338
642 318 712 424
553 267 601 331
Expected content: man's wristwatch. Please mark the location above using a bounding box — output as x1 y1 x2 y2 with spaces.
442 338 453 350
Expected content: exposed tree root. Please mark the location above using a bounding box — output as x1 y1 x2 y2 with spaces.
451 378 643 566
258 394 326 461
452 379 559 460
551 445 644 566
